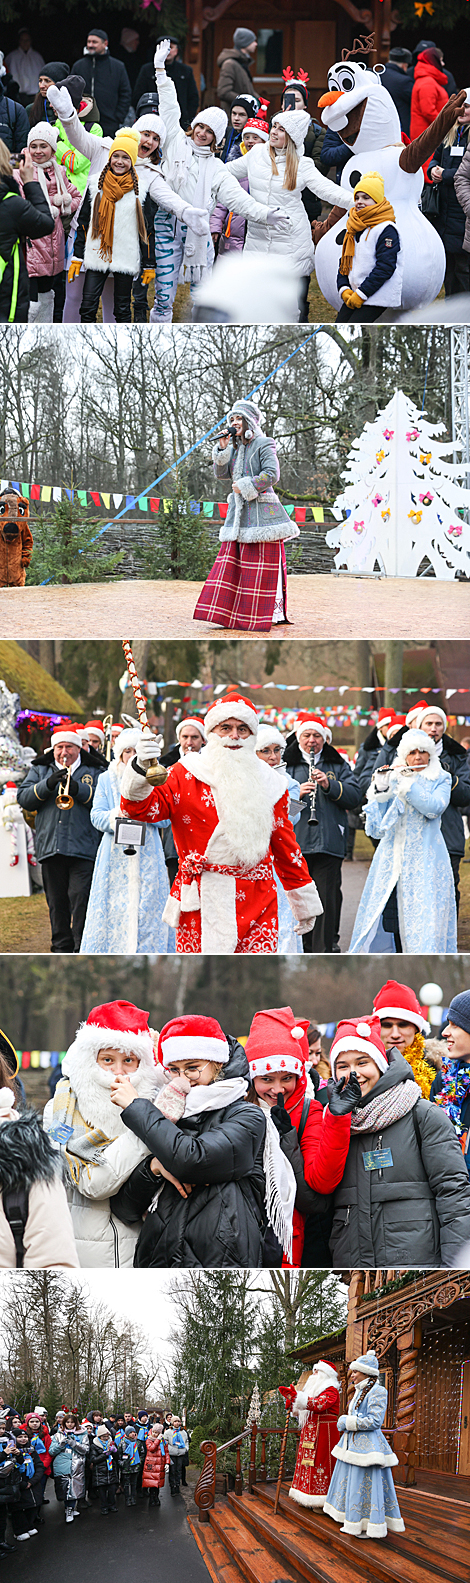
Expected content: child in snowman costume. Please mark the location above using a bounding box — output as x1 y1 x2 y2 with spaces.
336 171 402 321
323 1350 405 1539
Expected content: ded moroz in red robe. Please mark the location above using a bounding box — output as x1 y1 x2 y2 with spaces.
121 751 321 954
280 1368 341 1509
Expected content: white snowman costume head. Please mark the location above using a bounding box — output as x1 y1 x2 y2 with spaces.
319 61 401 151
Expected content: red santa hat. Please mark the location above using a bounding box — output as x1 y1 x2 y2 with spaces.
405 699 429 727
245 1006 310 1078
64 1001 155 1072
84 720 105 744
158 1015 230 1069
387 713 406 737
203 694 259 735
372 979 429 1035
329 1016 388 1076
175 716 207 743
414 703 447 730
377 707 395 731
294 713 328 742
50 727 81 749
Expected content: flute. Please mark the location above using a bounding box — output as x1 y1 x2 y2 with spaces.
121 641 167 786
307 748 319 825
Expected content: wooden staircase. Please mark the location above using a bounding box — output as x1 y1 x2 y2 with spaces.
188 1478 468 1583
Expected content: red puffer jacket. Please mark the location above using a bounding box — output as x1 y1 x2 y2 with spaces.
142 1438 170 1488
410 59 449 140
18 162 81 277
283 1088 351 1267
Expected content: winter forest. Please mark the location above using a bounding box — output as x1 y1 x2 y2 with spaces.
0 1271 347 1440
0 325 454 507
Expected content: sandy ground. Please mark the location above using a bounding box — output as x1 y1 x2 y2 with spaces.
0 574 468 640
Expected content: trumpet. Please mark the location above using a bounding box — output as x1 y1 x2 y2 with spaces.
307 748 319 825
56 766 74 810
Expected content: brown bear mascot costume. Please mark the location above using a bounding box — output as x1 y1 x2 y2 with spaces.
0 488 33 586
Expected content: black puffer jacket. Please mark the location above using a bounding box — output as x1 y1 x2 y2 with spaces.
375 730 470 856
283 734 362 858
431 131 470 252
90 1440 118 1487
111 1037 266 1267
329 1049 470 1268
381 62 413 136
0 175 55 324
0 84 30 152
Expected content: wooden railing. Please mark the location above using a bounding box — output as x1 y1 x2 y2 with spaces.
194 1422 301 1523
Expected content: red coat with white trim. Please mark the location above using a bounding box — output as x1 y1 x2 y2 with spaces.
121 756 319 954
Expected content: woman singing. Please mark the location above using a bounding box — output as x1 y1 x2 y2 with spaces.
193 399 299 632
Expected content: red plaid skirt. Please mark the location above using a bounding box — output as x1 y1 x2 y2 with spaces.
193 540 287 632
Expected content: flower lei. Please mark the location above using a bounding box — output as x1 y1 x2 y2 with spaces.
402 1031 433 1099
434 1058 470 1141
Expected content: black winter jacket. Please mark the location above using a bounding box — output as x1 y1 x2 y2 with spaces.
431 131 470 253
18 748 105 862
329 1049 470 1268
70 53 131 137
283 734 362 858
111 1038 266 1267
133 58 199 130
90 1441 118 1487
374 730 470 856
0 176 55 324
0 85 30 152
380 63 413 136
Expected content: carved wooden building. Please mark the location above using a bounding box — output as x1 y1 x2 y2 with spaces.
294 1269 470 1485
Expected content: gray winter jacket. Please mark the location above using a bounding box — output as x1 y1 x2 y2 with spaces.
18 748 105 862
214 432 299 545
329 1049 470 1268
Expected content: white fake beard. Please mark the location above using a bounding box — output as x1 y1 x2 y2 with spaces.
205 732 274 868
71 1060 155 1138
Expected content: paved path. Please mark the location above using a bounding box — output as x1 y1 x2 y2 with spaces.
339 858 370 951
7 1479 210 1583
0 574 468 640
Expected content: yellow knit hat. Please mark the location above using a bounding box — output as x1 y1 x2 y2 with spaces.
354 171 385 204
108 129 139 166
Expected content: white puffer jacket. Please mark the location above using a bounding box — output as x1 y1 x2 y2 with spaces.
157 72 276 228
43 1097 151 1267
228 145 352 274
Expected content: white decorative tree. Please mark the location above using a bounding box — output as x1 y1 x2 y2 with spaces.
326 389 470 580
245 1383 262 1429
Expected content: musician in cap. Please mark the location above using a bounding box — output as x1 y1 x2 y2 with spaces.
282 713 361 954
18 727 105 953
120 693 322 954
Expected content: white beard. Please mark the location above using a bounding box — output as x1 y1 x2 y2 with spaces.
204 733 275 868
65 1058 157 1138
294 1368 339 1426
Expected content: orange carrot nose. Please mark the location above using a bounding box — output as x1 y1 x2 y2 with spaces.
317 90 344 108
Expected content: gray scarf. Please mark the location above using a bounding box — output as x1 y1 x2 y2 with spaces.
350 1079 420 1133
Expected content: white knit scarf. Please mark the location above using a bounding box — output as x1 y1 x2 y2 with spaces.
350 1079 420 1133
257 1097 296 1262
180 144 215 283
32 158 73 218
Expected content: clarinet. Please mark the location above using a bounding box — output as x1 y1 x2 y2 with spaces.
307 748 319 824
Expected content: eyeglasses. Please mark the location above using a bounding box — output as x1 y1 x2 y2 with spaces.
166 1061 212 1078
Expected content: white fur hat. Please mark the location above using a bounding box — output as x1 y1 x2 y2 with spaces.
28 122 59 151
192 106 228 144
256 724 286 752
62 1000 156 1089
112 727 142 763
133 113 167 143
394 728 439 768
272 108 311 152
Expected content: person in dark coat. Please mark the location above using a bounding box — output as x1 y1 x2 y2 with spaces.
381 49 413 137
432 98 470 294
374 703 470 913
108 1017 268 1268
0 143 55 322
319 126 351 184
17 725 105 952
430 992 470 1178
0 80 29 152
283 713 362 953
133 38 199 131
90 1426 118 1514
71 30 131 138
217 30 257 121
327 1016 470 1268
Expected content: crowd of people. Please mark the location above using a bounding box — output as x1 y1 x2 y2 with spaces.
1 981 469 1269
0 1400 189 1549
0 27 469 322
13 694 470 956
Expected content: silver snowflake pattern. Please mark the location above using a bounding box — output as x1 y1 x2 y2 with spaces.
201 787 215 809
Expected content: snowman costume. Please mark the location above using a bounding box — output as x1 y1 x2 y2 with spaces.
315 61 466 310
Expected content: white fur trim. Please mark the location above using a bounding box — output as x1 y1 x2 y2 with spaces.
113 728 142 763
287 882 323 929
162 893 181 929
332 1444 398 1468
180 879 201 912
160 1033 229 1066
234 476 258 502
83 182 141 275
416 705 447 729
200 870 238 954
374 1002 428 1034
289 1489 326 1508
330 1035 388 1070
342 1414 357 1431
64 1022 154 1069
120 761 151 801
204 698 258 735
249 1054 303 1077
295 719 328 742
175 717 206 743
50 730 79 748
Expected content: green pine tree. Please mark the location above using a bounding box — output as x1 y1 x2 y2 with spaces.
137 469 216 581
27 498 125 585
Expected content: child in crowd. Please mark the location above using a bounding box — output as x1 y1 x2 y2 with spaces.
336 171 403 321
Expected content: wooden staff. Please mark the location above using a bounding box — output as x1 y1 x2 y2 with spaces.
274 1406 291 1515
121 640 167 786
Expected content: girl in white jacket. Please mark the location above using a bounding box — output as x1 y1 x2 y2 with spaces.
152 38 291 321
228 108 352 320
